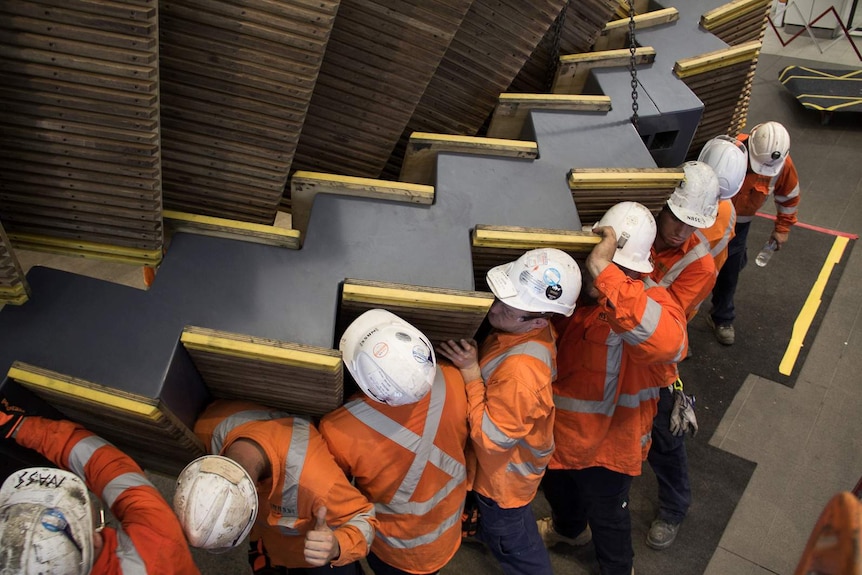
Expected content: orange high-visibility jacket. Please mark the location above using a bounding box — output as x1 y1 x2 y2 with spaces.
734 133 801 234
194 400 377 569
15 417 200 575
466 323 557 509
648 233 716 386
319 365 468 574
550 265 688 476
695 198 736 271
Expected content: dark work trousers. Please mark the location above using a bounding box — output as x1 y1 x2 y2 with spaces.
647 385 691 524
542 467 634 575
711 220 752 325
474 492 553 575
366 551 437 575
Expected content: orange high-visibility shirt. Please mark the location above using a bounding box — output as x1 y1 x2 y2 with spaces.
734 133 801 234
551 265 688 476
194 400 377 569
15 417 200 575
319 365 468 574
695 199 736 271
467 324 557 509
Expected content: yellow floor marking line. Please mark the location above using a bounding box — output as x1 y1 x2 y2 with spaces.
780 236 849 375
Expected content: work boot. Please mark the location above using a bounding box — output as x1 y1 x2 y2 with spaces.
536 516 592 548
646 519 680 550
706 314 734 345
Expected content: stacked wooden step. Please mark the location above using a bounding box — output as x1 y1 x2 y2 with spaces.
0 223 29 306
675 40 761 159
593 7 680 51
567 168 685 224
181 326 343 418
7 362 205 475
552 47 657 95
289 0 474 187
698 0 771 145
486 94 612 140
399 133 539 185
471 225 599 291
508 0 620 94
382 0 569 179
289 171 435 245
163 211 300 249
338 279 494 347
0 0 162 265
158 0 339 224
701 0 771 46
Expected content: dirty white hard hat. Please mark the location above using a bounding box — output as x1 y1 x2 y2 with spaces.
667 161 721 229
174 455 258 552
486 247 581 317
748 121 790 177
594 201 656 273
698 135 749 200
340 309 436 406
0 467 95 575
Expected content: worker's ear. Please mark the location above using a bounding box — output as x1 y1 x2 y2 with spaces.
524 317 549 331
92 530 105 560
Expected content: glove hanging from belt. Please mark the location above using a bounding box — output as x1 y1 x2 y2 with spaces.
669 378 698 437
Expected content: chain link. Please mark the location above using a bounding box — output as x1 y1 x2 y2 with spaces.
545 1 569 92
628 0 639 129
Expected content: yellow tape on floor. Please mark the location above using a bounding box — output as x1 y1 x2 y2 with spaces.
780 236 849 375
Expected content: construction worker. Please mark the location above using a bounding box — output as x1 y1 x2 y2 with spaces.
708 121 801 345
175 399 377 574
0 397 200 575
644 161 721 550
319 309 468 575
696 135 749 271
536 202 689 575
438 247 581 575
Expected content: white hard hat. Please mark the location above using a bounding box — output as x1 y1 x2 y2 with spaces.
486 248 581 317
340 309 436 406
0 467 95 575
667 161 721 229
697 135 749 200
594 202 656 273
748 122 790 177
174 455 258 552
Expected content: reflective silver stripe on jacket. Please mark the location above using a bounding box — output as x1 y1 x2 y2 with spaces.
619 296 663 347
345 368 465 548
554 329 661 417
480 341 555 382
68 435 149 573
210 408 288 454
694 204 736 259
480 341 555 477
643 241 710 289
276 418 310 535
554 330 622 417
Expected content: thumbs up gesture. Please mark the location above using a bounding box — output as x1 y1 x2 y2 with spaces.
304 506 340 566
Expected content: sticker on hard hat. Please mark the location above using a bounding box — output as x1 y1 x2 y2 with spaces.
546 285 562 300
373 342 389 358
543 268 561 286
395 331 412 342
412 345 432 364
487 268 518 298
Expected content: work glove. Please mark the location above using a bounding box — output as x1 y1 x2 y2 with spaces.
1 395 29 439
669 380 698 437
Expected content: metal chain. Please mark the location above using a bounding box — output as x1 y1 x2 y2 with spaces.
545 1 569 92
628 0 639 129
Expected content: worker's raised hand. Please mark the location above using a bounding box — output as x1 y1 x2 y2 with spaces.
0 396 29 440
437 339 482 383
586 225 618 279
304 506 340 566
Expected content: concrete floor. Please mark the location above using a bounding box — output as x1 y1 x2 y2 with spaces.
7 19 862 575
